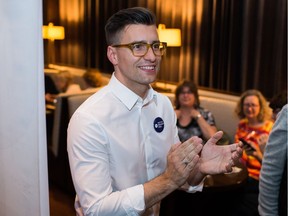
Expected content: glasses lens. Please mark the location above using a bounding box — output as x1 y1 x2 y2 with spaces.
131 42 166 56
244 103 259 108
132 43 147 56
152 42 165 56
180 91 193 95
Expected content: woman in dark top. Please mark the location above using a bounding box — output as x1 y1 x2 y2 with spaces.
174 80 217 142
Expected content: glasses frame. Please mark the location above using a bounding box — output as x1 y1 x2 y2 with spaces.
179 91 193 95
243 103 260 108
112 42 167 57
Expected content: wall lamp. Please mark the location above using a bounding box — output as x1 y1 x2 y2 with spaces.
42 22 65 65
42 22 65 41
157 24 181 47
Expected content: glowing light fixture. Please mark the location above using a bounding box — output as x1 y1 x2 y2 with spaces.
157 24 181 47
42 22 65 41
43 23 65 64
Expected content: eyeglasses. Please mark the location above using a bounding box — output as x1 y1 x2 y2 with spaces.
112 42 167 57
243 103 259 108
180 91 193 95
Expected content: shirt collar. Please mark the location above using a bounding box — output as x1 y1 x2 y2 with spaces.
109 73 157 110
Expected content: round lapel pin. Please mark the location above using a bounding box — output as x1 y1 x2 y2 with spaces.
154 117 164 133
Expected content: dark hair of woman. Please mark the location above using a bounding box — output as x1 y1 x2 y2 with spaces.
174 80 200 109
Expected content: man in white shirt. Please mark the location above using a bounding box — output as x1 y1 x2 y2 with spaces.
67 7 243 216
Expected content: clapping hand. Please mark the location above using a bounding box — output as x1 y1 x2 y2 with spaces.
165 136 203 188
199 131 243 175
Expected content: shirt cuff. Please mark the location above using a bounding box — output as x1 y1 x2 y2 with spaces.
125 184 145 213
180 178 205 193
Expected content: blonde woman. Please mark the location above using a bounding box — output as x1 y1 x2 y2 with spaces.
234 89 273 216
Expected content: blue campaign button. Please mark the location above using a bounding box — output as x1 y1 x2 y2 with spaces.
154 117 164 133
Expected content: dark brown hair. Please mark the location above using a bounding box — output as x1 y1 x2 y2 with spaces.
174 80 200 109
105 7 156 45
269 90 287 111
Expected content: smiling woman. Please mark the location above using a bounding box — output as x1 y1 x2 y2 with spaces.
234 89 274 215
174 80 218 143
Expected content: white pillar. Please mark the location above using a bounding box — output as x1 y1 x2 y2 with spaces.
0 1 49 215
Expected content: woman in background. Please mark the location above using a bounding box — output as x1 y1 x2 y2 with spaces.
54 70 82 94
269 90 287 121
174 80 217 143
83 70 103 89
234 89 273 216
44 74 59 103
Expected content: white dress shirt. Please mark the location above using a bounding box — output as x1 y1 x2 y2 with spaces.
67 74 203 216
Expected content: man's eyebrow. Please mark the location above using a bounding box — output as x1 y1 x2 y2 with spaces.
130 40 147 44
130 40 160 44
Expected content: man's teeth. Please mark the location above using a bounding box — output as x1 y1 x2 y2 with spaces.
140 66 155 70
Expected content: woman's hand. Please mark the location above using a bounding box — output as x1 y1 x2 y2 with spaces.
190 109 201 119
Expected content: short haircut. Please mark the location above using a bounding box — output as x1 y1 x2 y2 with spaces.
105 7 156 45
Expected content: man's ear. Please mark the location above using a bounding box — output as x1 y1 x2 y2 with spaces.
107 46 118 65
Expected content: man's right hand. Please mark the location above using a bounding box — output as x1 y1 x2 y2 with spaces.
164 136 203 188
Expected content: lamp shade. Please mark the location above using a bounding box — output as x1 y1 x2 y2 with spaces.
157 24 181 47
43 22 65 41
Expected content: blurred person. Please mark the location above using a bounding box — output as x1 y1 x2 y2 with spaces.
174 80 217 143
269 90 287 121
234 89 274 216
83 70 103 89
54 70 82 94
44 74 59 146
258 104 287 216
67 7 243 216
44 74 59 103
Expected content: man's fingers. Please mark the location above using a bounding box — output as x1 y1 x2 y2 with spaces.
185 154 200 171
177 136 203 159
181 136 202 148
207 131 223 145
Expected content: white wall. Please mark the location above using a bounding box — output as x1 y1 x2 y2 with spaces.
0 1 49 215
